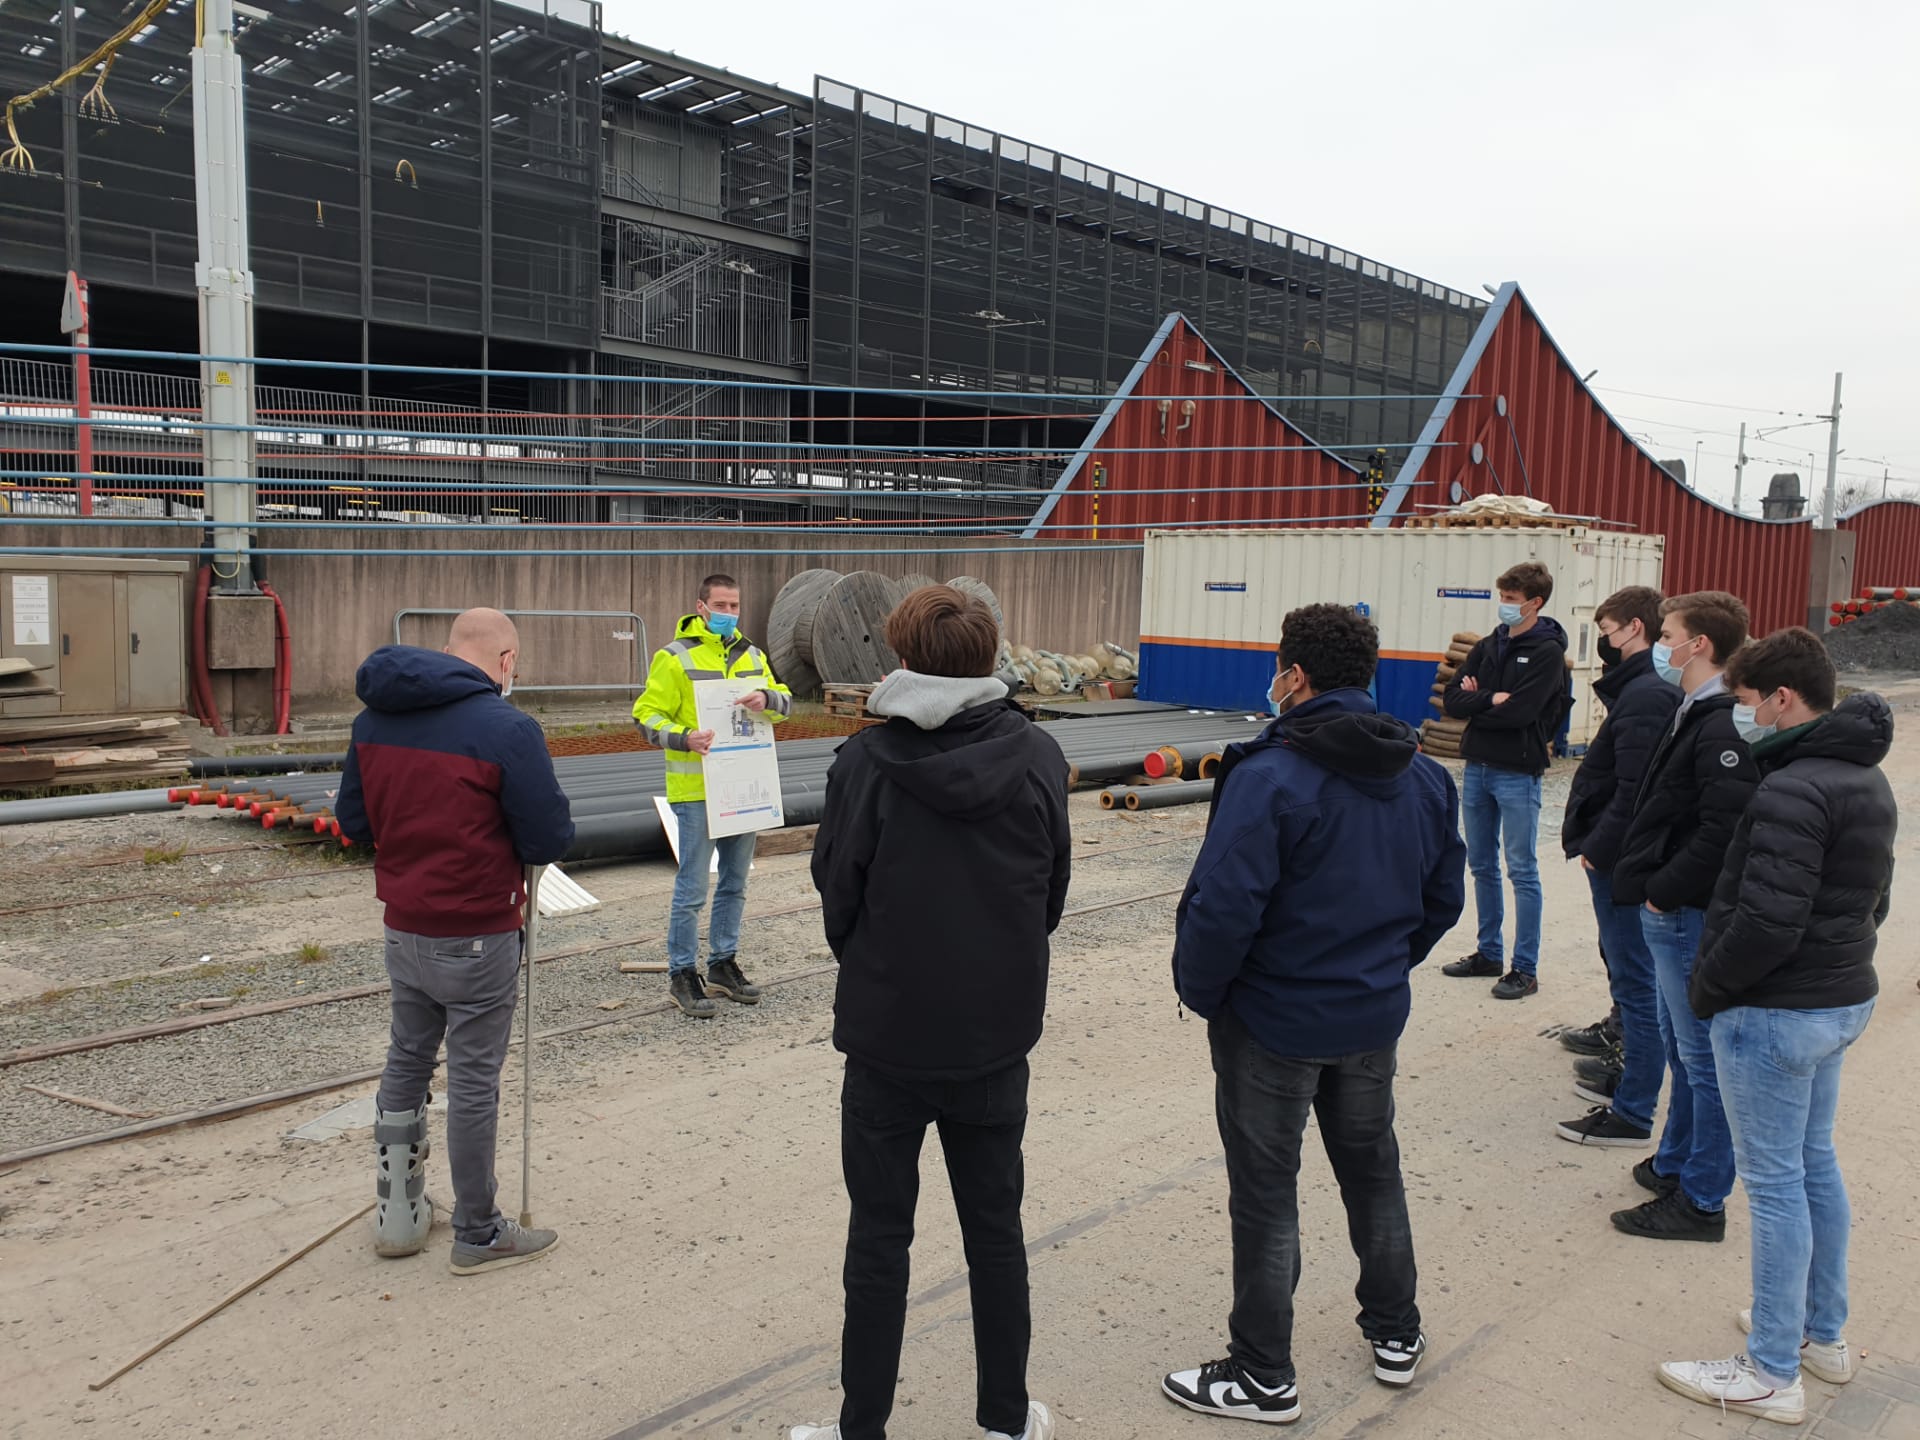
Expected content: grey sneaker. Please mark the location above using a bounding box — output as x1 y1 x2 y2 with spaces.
448 1218 559 1276
704 955 761 1005
669 970 717 1018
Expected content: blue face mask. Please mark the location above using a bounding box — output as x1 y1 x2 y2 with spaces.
705 610 739 640
1651 638 1691 687
1497 602 1525 628
1732 702 1776 744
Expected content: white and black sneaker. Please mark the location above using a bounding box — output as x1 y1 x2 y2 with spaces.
1555 1106 1654 1148
1371 1332 1428 1386
1161 1357 1301 1424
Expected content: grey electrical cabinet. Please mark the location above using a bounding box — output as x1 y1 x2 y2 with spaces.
0 557 190 718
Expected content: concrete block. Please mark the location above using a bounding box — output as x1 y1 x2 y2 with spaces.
1820 1386 1892 1434
206 593 277 670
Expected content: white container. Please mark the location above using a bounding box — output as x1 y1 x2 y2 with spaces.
1136 526 1666 746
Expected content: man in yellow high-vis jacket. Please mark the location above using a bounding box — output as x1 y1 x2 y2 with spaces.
634 573 792 1018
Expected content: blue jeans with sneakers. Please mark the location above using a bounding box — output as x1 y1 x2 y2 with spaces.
1641 906 1735 1212
1462 762 1543 974
667 799 756 975
1712 1001 1874 1383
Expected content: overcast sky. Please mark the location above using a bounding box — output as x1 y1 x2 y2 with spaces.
607 0 1920 514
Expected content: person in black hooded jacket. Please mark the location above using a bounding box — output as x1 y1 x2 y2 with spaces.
1609 591 1759 1246
798 585 1069 1440
1656 629 1893 1425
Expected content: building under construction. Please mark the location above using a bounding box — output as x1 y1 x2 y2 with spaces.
0 0 1485 525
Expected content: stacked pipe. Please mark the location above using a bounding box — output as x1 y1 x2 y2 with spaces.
157 708 1269 861
1418 632 1479 760
1830 588 1919 625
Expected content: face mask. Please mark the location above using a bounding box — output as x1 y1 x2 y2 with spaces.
1731 703 1774 744
1596 634 1620 670
705 610 739 640
1497 602 1525 628
1651 638 1692 687
1269 673 1300 718
499 653 515 699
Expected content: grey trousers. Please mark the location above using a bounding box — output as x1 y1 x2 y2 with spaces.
377 926 521 1245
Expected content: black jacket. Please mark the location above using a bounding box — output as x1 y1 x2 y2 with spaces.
1691 695 1896 1019
1561 650 1682 873
812 698 1071 1081
1443 616 1571 775
1612 687 1760 911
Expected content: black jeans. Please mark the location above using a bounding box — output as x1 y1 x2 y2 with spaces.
838 1056 1031 1440
1210 1008 1420 1385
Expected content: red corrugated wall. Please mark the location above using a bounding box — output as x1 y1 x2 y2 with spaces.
1030 317 1370 541
1842 501 1920 592
1381 289 1819 633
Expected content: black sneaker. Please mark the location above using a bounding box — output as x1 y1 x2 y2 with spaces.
1559 1018 1617 1055
1442 952 1503 978
1161 1357 1300 1423
1573 1053 1623 1086
1555 1106 1653 1148
669 970 717 1019
704 955 761 1005
1573 1068 1619 1107
1371 1332 1427 1386
1633 1157 1681 1195
1611 1188 1725 1243
1491 969 1538 1000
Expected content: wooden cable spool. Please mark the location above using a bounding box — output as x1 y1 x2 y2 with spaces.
809 570 904 683
766 568 841 700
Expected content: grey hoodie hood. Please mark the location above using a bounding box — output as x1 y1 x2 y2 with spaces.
867 669 1011 730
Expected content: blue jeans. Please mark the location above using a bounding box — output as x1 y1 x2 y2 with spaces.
1712 1002 1874 1383
1585 868 1663 1131
667 800 756 975
1462 762 1543 974
1640 906 1735 1211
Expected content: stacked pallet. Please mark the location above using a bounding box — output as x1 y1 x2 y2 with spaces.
1420 632 1479 760
821 684 884 728
0 716 190 791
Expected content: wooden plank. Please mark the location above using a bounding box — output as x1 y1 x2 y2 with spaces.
0 717 148 746
756 824 819 857
50 747 163 770
23 1084 157 1120
0 756 56 785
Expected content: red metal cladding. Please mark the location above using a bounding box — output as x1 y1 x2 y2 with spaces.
1032 317 1371 541
1381 289 1822 633
1842 501 1920 590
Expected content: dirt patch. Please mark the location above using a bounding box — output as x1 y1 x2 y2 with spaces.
1825 602 1920 673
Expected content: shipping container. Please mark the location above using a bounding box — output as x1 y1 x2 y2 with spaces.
1137 527 1665 743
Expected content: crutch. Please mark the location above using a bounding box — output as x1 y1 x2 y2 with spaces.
519 863 545 1227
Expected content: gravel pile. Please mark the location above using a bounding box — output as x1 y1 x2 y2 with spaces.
1825 602 1920 674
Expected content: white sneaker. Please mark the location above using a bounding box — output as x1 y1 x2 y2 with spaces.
1738 1307 1853 1385
1657 1353 1806 1425
787 1427 838 1440
986 1399 1056 1439
1162 1357 1302 1423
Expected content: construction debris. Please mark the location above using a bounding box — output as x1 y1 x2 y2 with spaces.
0 716 190 791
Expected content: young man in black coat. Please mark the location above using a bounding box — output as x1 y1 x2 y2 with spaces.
793 585 1070 1440
1610 591 1759 1243
1555 586 1679 1148
1656 628 1893 1425
1440 561 1570 1000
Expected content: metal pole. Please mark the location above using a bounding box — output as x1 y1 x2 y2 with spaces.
519 862 544 1227
63 271 93 517
1733 421 1747 513
1820 372 1843 529
193 0 257 592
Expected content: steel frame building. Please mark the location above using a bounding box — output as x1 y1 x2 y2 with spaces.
0 1 1484 523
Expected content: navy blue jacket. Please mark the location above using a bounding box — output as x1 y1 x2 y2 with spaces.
335 646 574 937
1173 689 1467 1058
1561 649 1681 873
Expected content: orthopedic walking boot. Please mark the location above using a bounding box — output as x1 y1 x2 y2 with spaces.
373 1099 435 1257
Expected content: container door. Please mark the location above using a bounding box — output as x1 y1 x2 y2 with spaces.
126 573 186 713
54 572 117 716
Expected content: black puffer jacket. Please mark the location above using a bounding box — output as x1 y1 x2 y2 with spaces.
1443 617 1571 776
1691 695 1896 1018
1612 688 1760 911
1561 649 1681 872
812 693 1071 1081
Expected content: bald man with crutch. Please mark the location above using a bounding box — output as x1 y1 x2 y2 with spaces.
335 608 575 1275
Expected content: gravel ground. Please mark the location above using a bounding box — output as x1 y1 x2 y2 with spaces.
0 798 1209 1153
1826 601 1920 672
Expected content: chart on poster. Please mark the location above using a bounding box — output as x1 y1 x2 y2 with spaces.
692 678 784 838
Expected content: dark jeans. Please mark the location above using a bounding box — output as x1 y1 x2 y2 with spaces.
1210 1008 1420 1386
838 1057 1031 1440
1586 867 1664 1132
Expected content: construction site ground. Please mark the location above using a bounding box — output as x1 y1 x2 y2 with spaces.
3 692 1919 1440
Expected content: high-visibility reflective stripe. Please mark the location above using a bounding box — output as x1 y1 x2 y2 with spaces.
665 753 703 768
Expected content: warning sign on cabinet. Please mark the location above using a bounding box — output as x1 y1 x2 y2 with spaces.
10 574 50 647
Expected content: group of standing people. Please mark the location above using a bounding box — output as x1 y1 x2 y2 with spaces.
333 561 1894 1437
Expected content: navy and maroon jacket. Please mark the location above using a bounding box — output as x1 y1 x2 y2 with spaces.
334 646 574 937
